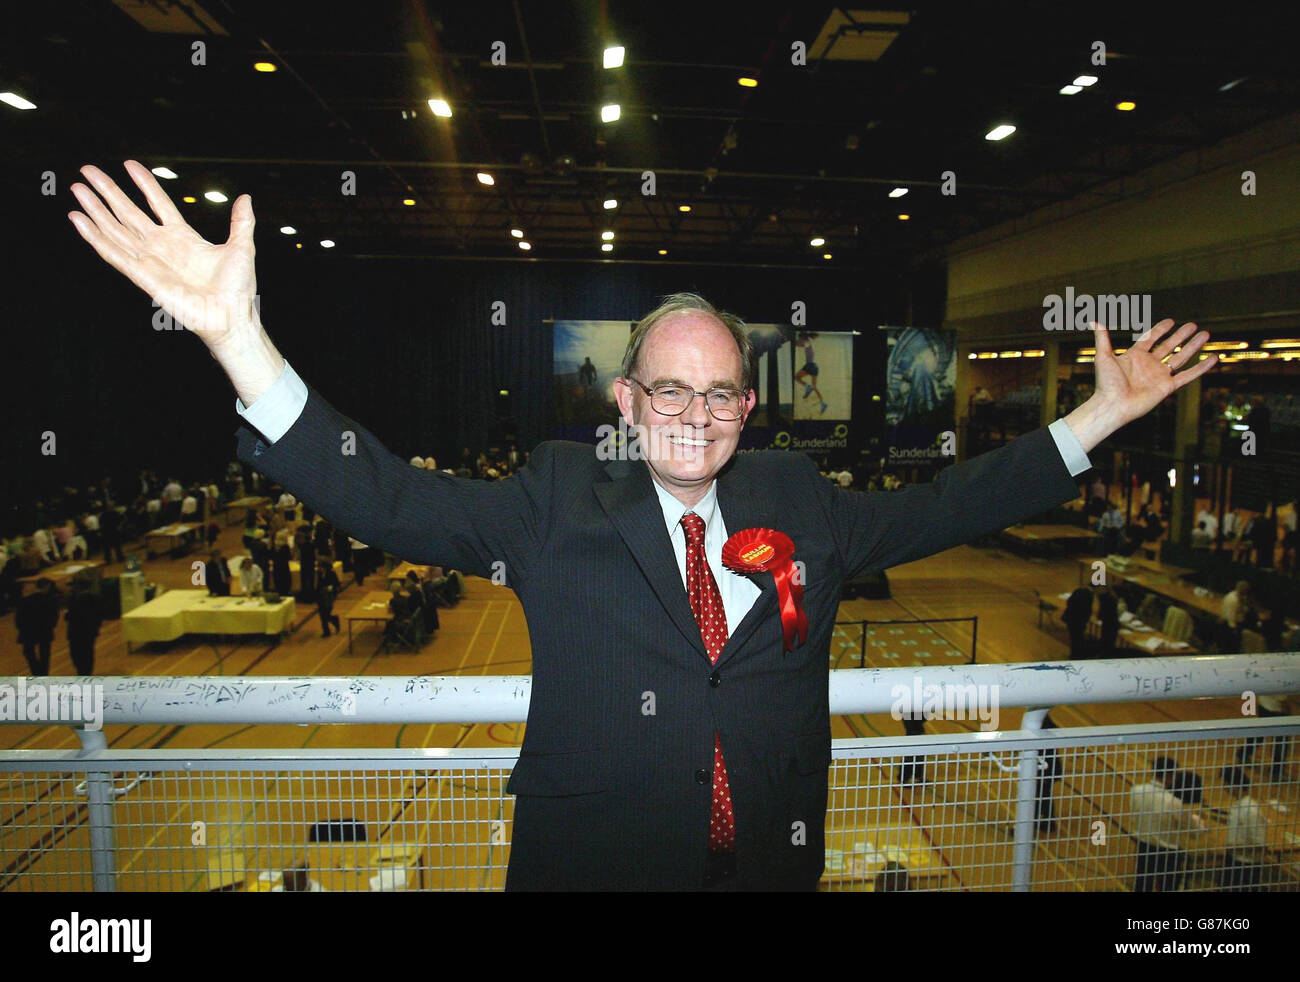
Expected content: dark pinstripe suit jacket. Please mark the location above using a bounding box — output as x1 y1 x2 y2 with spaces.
237 388 1080 890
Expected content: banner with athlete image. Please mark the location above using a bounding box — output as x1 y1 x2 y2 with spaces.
883 326 957 469
553 319 635 440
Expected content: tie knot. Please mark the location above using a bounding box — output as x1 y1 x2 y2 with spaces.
681 512 706 547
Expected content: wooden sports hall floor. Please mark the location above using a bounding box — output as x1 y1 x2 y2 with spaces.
2 523 1294 891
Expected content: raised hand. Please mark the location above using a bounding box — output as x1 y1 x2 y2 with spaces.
68 161 284 404
1064 319 1218 452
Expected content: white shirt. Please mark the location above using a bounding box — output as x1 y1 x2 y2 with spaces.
1222 590 1247 628
1226 796 1268 863
651 479 761 636
1129 780 1201 850
181 495 198 515
1194 511 1218 539
278 493 297 508
162 481 183 502
239 561 264 595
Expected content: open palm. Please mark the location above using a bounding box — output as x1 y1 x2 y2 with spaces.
67 160 258 348
1093 318 1217 427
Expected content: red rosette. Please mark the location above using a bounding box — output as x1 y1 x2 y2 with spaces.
722 528 808 652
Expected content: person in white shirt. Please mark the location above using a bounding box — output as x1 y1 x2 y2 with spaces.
1129 757 1205 892
1220 766 1269 891
1194 508 1218 541
30 528 56 564
1221 580 1252 630
238 553 264 596
277 490 297 520
409 456 424 468
180 494 199 519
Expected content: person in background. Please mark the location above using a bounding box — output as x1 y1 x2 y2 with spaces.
17 579 60 676
1220 766 1269 892
1098 503 1125 555
277 489 297 521
408 569 439 635
1221 580 1254 634
1096 589 1121 658
205 550 231 596
238 550 264 596
248 527 271 589
1062 587 1094 660
272 530 292 596
409 456 425 468
1251 503 1277 569
81 509 100 556
1035 713 1064 834
316 559 342 636
99 503 124 564
1190 519 1213 550
1238 692 1290 780
30 526 56 565
295 522 316 600
180 489 199 521
1129 756 1204 892
66 577 102 675
1194 506 1219 542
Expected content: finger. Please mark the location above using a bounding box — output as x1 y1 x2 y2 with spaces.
68 211 159 298
79 163 157 239
123 159 185 226
1154 322 1200 361
70 182 141 257
1091 320 1115 360
225 193 256 246
1171 353 1219 388
1166 331 1209 372
1134 317 1176 350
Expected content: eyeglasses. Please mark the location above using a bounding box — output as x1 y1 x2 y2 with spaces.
625 378 747 421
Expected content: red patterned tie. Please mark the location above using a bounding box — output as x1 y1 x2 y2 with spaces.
681 512 735 853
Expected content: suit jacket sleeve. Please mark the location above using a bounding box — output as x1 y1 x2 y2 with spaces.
234 387 554 587
808 426 1083 578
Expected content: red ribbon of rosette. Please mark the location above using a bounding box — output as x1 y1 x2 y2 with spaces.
722 528 808 652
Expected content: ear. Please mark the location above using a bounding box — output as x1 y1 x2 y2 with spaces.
614 377 636 427
739 388 758 428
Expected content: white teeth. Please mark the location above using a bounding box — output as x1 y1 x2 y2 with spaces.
668 436 709 446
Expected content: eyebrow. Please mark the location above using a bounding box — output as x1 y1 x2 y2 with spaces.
648 376 743 390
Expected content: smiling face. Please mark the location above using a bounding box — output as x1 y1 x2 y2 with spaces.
614 312 756 508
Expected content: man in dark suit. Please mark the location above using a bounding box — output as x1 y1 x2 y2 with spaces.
204 550 231 596
17 579 60 676
67 160 1220 891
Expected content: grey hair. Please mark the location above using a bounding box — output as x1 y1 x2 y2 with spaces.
620 293 754 390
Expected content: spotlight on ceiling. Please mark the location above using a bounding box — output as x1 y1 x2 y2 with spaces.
428 98 452 117
476 172 495 186
809 236 825 247
600 103 621 123
151 167 178 180
984 124 1016 141
204 190 228 203
603 46 625 69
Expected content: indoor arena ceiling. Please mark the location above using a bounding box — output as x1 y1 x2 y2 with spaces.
3 2 1298 266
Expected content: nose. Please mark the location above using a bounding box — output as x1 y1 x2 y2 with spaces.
680 390 712 427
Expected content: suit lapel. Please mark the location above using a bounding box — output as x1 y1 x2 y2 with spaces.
715 459 779 666
595 459 707 659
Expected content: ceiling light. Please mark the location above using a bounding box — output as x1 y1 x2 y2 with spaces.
518 241 532 251
601 231 614 241
253 62 277 73
279 226 296 235
150 167 178 180
888 188 908 198
976 352 998 359
1115 101 1136 111
510 228 524 238
295 243 302 250
897 214 910 221
809 237 825 247
601 243 614 252
984 124 1016 141
822 253 833 260
603 198 618 209
678 204 691 213
320 239 335 248
403 198 416 206
428 98 452 117
476 172 495 186
603 46 625 69
1076 356 1094 363
1260 339 1300 349
1073 75 1099 87
181 196 196 204
601 103 621 123
1204 341 1249 351
0 92 37 111
968 352 978 360
1059 84 1083 95
738 77 758 88
999 351 1022 358
203 191 228 203
1023 350 1045 358
658 249 668 255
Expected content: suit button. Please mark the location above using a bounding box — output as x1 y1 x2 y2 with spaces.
709 669 721 688
695 768 709 785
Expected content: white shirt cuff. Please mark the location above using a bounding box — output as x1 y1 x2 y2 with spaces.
1048 417 1093 477
235 361 308 444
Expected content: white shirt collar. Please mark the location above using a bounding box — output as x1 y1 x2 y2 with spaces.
651 477 718 535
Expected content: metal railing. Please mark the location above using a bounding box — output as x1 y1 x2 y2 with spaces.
2 653 1298 892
